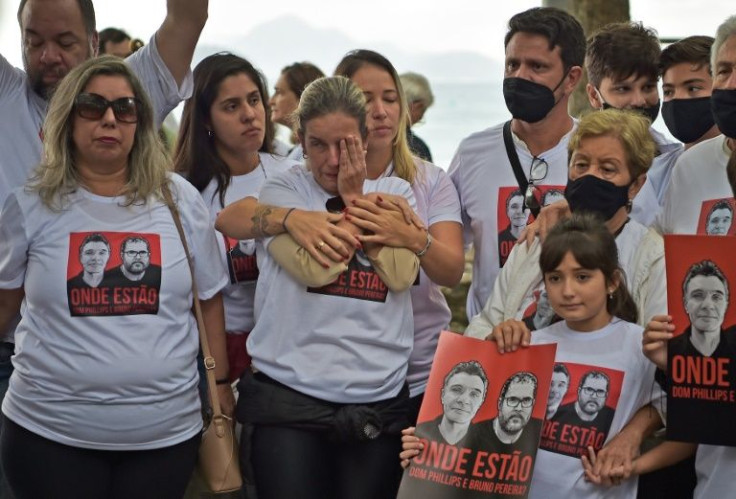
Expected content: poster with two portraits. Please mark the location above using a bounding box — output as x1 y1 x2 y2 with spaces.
665 232 736 446
397 332 557 499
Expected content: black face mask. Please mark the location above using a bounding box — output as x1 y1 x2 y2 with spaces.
597 90 660 123
711 89 736 139
503 74 566 123
662 97 715 144
565 175 631 221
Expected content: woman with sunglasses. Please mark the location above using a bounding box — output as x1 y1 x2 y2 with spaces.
466 109 666 340
0 56 232 499
175 53 299 383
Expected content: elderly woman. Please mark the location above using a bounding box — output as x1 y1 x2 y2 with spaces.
235 76 418 499
175 53 299 382
466 109 666 340
0 56 232 499
269 61 325 160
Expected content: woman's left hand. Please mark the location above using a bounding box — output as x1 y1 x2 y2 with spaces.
217 384 236 418
346 195 425 250
337 136 366 205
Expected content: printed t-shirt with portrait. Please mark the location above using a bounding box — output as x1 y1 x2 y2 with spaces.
200 153 298 332
528 319 664 499
657 135 734 235
0 174 228 450
448 122 572 320
0 37 192 342
248 164 416 404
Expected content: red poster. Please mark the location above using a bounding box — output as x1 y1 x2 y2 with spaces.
664 235 736 446
398 331 556 499
497 186 565 267
66 231 162 316
695 197 736 235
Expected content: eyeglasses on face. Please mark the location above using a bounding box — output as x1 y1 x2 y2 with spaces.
504 396 534 408
581 386 607 398
123 250 149 258
75 93 141 123
524 157 549 213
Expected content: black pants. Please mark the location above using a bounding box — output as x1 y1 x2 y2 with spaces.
1 416 199 499
251 425 401 499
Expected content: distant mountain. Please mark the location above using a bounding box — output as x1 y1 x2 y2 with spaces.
195 15 503 84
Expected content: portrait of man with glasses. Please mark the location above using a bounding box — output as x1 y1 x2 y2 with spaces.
104 235 162 294
553 370 615 431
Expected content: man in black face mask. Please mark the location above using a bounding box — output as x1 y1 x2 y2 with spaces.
585 23 682 227
448 7 584 321
658 16 736 237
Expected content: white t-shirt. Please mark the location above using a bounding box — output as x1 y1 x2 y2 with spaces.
0 36 193 342
199 153 298 332
529 319 664 499
0 174 228 450
657 135 733 235
405 159 462 397
694 445 736 499
248 164 416 404
448 122 573 320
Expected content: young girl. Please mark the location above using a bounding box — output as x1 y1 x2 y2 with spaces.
401 213 664 498
174 53 300 382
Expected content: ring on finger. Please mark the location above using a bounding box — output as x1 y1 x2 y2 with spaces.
317 241 326 250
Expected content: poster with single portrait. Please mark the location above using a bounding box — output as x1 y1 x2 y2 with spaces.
66 232 162 316
496 186 565 267
696 197 736 236
539 362 624 458
397 331 557 499
664 235 736 446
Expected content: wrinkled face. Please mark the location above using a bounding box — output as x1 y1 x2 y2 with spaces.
706 207 733 235
548 371 569 409
498 381 534 434
507 194 528 227
662 62 713 101
121 240 150 275
544 251 612 332
350 64 400 154
72 75 138 172
210 73 266 159
300 112 364 195
577 376 609 416
269 73 299 126
569 135 634 187
441 372 486 425
504 32 567 91
80 241 110 275
684 275 728 335
20 0 96 99
592 74 659 110
713 35 736 91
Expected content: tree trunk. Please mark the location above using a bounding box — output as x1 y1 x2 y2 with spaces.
544 0 630 117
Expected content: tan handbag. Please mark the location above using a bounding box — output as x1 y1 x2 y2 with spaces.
164 185 243 494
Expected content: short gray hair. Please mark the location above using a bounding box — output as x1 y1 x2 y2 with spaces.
712 16 736 71
399 72 434 108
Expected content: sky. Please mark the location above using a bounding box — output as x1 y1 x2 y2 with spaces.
1 0 734 71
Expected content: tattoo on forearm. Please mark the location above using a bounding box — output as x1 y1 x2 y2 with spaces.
251 205 274 238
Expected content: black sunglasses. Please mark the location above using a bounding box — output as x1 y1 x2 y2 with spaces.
75 93 141 123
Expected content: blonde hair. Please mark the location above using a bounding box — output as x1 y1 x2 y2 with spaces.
296 76 367 141
334 50 416 185
29 55 170 209
568 109 656 179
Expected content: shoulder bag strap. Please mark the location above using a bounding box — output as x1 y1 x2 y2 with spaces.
503 120 540 218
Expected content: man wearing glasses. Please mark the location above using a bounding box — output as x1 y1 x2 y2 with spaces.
106 236 161 289
448 7 585 320
554 371 614 431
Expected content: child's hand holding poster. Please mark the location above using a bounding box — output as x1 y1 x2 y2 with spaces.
398 331 556 499
664 235 736 446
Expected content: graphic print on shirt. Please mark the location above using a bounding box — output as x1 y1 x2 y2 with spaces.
223 234 258 284
497 186 565 267
521 286 557 331
66 232 162 316
308 250 388 302
696 197 736 236
540 362 624 458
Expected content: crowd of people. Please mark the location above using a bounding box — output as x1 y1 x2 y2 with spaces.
0 1 735 498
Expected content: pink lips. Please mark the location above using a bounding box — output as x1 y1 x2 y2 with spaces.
96 136 120 144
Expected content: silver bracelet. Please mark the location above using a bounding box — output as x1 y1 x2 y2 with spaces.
415 232 433 257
